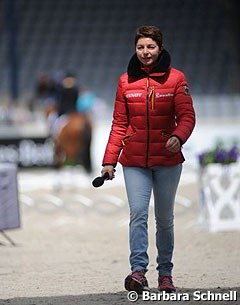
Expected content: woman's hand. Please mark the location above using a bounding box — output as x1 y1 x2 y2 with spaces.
165 136 181 153
101 165 115 180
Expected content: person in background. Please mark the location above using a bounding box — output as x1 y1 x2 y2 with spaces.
77 87 109 122
101 25 195 293
34 73 57 106
76 87 96 114
29 73 59 135
50 73 79 137
57 73 79 117
75 87 96 174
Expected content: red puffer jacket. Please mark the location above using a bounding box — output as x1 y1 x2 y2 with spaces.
102 49 195 168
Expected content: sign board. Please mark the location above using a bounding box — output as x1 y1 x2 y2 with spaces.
0 163 21 230
0 137 54 167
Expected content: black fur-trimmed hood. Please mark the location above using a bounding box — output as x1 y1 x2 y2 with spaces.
127 49 171 77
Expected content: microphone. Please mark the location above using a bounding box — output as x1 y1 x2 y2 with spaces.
92 172 110 188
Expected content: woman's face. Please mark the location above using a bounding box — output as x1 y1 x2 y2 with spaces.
136 37 161 67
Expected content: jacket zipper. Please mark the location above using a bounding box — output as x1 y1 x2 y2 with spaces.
121 132 136 146
149 86 155 110
146 77 150 167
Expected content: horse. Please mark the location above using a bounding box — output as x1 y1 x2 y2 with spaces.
53 112 92 173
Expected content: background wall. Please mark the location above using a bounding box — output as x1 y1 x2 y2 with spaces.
0 0 239 118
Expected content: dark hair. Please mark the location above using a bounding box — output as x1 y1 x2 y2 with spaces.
135 26 163 48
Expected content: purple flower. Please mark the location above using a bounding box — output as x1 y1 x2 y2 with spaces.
198 153 206 165
228 146 239 162
215 150 227 163
198 145 239 166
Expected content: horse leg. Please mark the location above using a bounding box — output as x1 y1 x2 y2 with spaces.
53 140 65 169
78 123 92 173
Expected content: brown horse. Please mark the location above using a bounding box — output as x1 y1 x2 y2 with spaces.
53 112 92 173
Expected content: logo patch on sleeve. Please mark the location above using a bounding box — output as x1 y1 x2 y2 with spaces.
184 85 190 96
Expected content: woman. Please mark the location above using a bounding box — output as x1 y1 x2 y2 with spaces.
101 25 195 293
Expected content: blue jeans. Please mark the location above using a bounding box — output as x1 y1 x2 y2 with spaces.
123 165 182 276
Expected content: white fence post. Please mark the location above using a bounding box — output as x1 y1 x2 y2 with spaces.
198 163 240 232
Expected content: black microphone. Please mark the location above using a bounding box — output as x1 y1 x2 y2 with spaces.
92 172 110 188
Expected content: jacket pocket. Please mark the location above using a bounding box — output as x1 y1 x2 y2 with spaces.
121 132 136 146
122 126 136 146
160 131 176 155
161 131 171 138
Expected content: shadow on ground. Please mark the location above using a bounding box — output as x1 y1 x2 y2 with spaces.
0 288 239 305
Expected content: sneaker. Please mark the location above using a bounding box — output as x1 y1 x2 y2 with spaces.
124 270 150 294
158 275 176 292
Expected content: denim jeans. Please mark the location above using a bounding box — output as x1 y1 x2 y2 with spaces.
123 164 182 276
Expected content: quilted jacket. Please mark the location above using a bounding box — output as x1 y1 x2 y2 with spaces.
102 49 195 168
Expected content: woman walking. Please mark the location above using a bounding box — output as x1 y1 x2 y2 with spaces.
101 25 195 293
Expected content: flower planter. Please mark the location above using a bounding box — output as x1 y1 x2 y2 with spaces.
198 163 240 232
